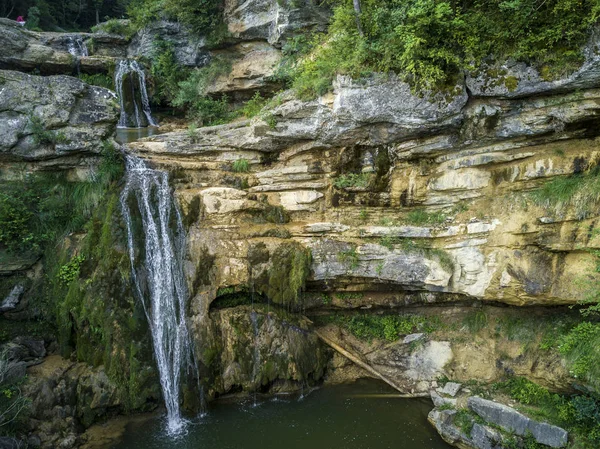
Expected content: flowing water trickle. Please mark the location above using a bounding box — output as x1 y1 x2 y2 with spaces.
67 36 88 57
120 155 196 435
115 60 157 128
250 310 260 406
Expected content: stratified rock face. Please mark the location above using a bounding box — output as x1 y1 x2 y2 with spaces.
0 70 119 165
0 19 114 75
207 41 282 100
131 65 600 308
224 0 331 45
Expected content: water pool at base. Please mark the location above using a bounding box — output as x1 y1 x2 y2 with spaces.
110 379 452 449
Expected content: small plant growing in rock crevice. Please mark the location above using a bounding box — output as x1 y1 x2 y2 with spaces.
333 173 373 189
27 115 69 146
338 246 360 270
232 158 250 173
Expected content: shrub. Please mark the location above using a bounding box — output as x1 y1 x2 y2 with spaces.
172 57 235 125
27 115 68 146
78 73 114 90
127 0 227 44
325 313 436 342
285 0 600 97
406 209 447 226
241 92 267 118
333 173 372 189
91 19 135 39
150 39 190 105
558 321 600 386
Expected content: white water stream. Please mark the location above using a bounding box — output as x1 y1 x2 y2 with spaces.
120 155 195 434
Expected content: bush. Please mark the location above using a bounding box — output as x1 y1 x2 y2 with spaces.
91 19 135 39
78 73 114 90
285 0 600 97
241 92 268 118
0 146 122 254
325 313 436 342
333 173 373 189
172 57 236 125
558 321 600 386
406 209 446 225
150 39 190 105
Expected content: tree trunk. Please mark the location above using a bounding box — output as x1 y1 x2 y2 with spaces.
353 0 364 36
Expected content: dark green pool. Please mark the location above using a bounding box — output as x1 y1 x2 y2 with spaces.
110 379 451 449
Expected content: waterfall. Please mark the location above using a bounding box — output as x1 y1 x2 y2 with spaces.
67 36 88 57
115 60 157 128
120 155 196 434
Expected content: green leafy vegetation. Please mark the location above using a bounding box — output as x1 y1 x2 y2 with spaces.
337 246 360 269
127 0 226 44
171 56 234 126
231 158 250 173
406 209 447 226
56 255 85 286
149 39 190 105
5 0 129 32
240 92 268 118
531 166 600 219
283 0 600 98
255 242 312 310
494 376 600 447
333 173 373 189
558 322 600 386
26 115 68 146
78 73 114 90
91 19 135 38
318 312 438 342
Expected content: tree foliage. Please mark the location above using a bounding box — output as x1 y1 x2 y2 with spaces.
1 0 129 31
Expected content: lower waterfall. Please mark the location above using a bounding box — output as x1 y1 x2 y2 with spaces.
120 155 196 434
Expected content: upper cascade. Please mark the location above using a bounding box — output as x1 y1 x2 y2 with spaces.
115 59 157 128
66 36 88 57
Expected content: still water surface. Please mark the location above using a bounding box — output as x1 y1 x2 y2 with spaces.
115 127 160 144
111 379 451 449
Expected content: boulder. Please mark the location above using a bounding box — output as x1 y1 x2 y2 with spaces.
467 35 600 98
128 20 209 67
224 0 330 45
206 42 282 100
0 70 119 163
468 396 568 448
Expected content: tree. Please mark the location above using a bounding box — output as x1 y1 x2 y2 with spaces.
353 0 363 36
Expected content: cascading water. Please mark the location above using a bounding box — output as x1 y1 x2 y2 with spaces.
115 60 157 128
250 310 261 406
120 155 196 434
67 36 88 57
